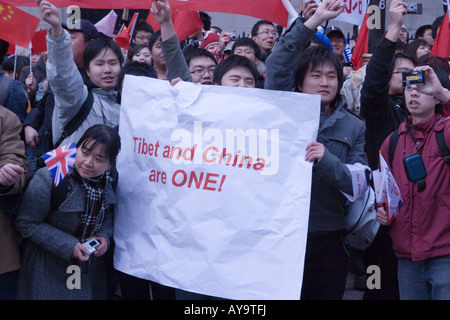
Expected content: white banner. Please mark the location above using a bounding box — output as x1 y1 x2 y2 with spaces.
305 0 368 26
336 0 367 25
114 76 321 300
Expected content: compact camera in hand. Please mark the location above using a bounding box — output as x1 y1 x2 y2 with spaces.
405 2 422 14
402 71 425 88
82 238 101 256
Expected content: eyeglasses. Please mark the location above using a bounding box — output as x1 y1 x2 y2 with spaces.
257 30 278 37
191 67 216 76
234 49 256 56
329 37 344 44
135 35 151 41
393 68 413 74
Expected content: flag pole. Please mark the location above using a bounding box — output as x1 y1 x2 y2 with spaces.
281 0 298 28
29 42 32 75
129 12 139 45
448 1 450 23
13 45 18 80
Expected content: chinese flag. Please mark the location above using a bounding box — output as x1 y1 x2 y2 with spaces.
350 11 369 71
115 25 130 50
429 10 450 58
147 10 203 41
0 1 40 48
114 13 138 50
7 0 289 26
32 29 47 54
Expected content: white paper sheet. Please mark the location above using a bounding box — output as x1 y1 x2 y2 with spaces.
114 76 321 300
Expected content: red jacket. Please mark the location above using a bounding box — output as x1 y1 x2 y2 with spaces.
380 114 450 261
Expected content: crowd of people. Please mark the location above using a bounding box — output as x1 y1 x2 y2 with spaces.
0 0 449 300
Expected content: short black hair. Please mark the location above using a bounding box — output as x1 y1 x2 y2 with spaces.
251 20 276 37
183 46 218 67
395 39 407 52
293 44 344 94
77 124 121 166
389 52 417 79
231 37 261 59
83 36 124 71
414 24 432 39
199 12 211 31
122 60 153 78
148 30 162 51
0 39 9 64
132 20 154 39
2 55 30 80
212 54 258 85
432 15 444 39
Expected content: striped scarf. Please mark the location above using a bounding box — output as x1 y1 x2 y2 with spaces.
73 168 112 242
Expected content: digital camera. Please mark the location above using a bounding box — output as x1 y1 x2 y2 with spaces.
82 238 101 256
402 70 425 87
405 2 422 14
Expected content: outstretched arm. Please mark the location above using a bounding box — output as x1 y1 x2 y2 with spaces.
265 0 344 91
150 0 192 82
36 0 63 37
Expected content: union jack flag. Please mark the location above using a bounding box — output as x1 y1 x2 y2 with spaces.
42 143 77 187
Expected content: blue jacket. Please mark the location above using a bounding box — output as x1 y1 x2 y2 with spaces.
0 69 28 123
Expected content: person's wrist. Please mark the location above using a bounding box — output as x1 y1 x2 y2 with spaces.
434 88 450 103
304 15 322 31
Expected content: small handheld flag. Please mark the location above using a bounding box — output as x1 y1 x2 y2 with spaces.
373 152 403 223
42 143 77 186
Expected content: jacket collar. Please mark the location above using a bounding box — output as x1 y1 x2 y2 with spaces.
320 96 347 131
399 113 445 135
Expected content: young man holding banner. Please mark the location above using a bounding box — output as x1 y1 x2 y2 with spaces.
265 0 369 299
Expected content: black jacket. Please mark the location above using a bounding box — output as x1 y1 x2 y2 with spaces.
360 37 408 170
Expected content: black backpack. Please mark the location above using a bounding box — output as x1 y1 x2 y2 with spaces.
388 127 450 168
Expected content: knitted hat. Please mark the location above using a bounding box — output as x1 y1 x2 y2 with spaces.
201 32 220 50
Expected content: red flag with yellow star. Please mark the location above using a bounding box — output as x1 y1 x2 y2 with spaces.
0 1 40 48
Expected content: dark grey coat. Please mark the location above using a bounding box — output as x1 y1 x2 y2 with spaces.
265 18 369 232
15 167 115 300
